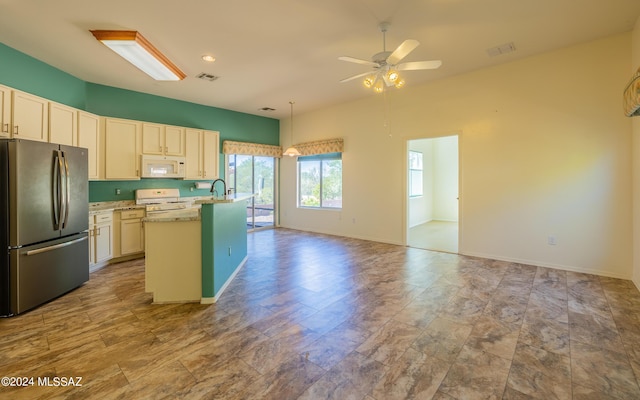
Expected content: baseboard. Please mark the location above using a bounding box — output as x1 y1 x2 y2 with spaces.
200 255 248 304
278 225 404 246
462 250 632 280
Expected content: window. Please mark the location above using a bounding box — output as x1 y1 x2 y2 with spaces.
409 151 423 197
227 154 276 230
298 153 342 209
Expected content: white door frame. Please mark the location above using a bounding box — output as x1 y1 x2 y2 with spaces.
403 132 463 253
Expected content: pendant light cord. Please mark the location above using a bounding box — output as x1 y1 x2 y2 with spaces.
290 101 295 144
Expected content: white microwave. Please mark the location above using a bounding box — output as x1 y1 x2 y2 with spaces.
140 155 186 178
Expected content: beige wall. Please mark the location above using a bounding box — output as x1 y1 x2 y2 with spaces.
633 16 640 287
281 33 633 279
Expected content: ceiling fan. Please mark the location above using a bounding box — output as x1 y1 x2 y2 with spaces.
339 22 442 93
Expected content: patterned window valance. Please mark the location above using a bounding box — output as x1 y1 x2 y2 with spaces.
222 140 283 158
294 138 344 156
624 66 640 117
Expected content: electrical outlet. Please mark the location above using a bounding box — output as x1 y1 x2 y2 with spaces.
115 188 121 195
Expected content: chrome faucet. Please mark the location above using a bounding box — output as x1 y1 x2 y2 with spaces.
210 178 227 198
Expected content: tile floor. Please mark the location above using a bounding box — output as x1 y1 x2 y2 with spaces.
2 228 640 399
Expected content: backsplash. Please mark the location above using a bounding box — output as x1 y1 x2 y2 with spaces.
89 179 214 202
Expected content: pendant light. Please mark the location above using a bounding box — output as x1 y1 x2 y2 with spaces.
283 101 301 157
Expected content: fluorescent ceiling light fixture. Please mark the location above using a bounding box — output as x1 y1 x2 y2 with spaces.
90 30 186 81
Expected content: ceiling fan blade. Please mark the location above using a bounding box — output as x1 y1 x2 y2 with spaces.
386 39 419 65
397 60 442 71
338 56 378 67
340 71 372 83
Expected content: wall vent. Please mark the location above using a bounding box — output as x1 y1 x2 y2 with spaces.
486 42 516 57
196 73 219 81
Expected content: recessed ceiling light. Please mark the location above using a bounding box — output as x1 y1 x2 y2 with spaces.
201 55 216 62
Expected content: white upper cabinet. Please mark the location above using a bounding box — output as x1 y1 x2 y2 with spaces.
0 85 11 138
105 118 141 180
49 101 77 146
164 125 185 156
77 111 101 180
142 123 184 156
185 129 219 180
11 90 48 142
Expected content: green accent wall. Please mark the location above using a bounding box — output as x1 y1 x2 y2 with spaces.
85 84 279 145
0 43 87 109
89 179 215 202
201 201 248 298
0 42 280 203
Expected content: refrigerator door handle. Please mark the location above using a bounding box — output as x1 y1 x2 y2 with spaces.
62 151 70 229
52 151 63 230
25 236 88 256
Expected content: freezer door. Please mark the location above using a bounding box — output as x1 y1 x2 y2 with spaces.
59 144 88 237
9 232 89 315
8 140 62 246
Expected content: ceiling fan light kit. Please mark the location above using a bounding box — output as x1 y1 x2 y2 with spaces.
340 22 441 93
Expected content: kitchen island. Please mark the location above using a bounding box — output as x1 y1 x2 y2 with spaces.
143 193 253 303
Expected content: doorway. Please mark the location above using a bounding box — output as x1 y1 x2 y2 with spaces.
407 135 459 253
226 155 276 230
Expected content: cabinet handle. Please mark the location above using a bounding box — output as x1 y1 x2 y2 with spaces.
13 125 18 135
2 123 8 133
96 227 101 236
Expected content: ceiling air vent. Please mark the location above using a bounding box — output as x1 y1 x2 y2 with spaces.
259 107 276 112
196 72 219 81
486 42 516 57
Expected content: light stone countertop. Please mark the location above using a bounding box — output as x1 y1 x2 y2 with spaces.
195 193 254 204
89 201 144 215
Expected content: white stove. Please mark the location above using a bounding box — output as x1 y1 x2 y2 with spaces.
135 189 195 215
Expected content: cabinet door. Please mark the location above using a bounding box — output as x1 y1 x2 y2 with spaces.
95 223 113 262
142 123 164 155
105 118 140 179
77 111 100 180
202 130 219 180
121 219 144 255
49 102 77 146
164 126 184 156
185 129 202 179
12 90 48 142
0 85 11 138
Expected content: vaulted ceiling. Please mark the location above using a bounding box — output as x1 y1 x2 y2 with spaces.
1 0 639 119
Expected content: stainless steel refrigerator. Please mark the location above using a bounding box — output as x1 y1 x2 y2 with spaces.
0 139 89 316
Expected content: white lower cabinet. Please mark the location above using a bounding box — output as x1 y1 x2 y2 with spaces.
89 212 113 269
117 209 145 256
